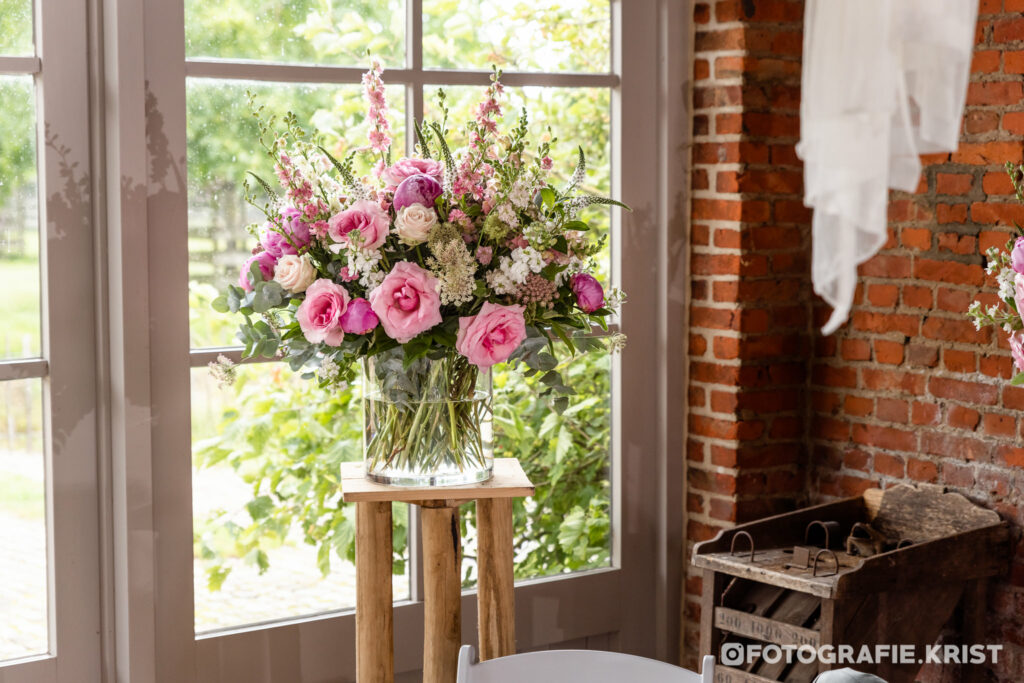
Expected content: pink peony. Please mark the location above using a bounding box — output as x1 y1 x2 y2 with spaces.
368 261 443 343
1012 237 1024 274
1011 331 1024 374
382 157 443 189
278 207 312 247
393 173 443 212
339 297 379 335
570 273 605 313
475 245 493 265
296 279 350 346
455 302 527 368
328 200 390 250
239 251 278 292
259 226 299 257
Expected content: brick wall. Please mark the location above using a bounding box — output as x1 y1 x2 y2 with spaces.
685 1 1024 680
685 0 813 666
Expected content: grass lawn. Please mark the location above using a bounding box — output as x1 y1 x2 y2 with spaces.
0 473 44 520
0 257 41 357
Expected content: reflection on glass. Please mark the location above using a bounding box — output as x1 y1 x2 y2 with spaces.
185 0 405 67
191 364 409 633
423 0 610 73
422 85 611 280
186 78 405 348
0 379 48 661
0 76 40 361
0 0 33 56
461 349 612 586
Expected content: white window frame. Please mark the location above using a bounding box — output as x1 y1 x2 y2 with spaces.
0 1 101 682
92 0 691 681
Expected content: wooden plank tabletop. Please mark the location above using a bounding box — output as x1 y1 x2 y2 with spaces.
340 457 535 503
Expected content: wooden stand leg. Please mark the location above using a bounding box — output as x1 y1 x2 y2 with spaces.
421 504 462 683
356 501 394 683
477 498 515 660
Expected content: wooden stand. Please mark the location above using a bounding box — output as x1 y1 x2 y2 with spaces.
341 458 535 683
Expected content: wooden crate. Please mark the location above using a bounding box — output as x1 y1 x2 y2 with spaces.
693 485 1010 683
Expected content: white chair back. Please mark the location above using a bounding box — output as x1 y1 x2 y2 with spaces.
456 645 715 683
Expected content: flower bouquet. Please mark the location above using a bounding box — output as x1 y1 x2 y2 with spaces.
967 162 1024 384
211 62 626 486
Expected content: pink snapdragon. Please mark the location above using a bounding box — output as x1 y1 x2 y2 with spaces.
362 59 392 156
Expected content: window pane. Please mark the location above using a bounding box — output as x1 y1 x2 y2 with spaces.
0 0 33 56
0 75 41 361
461 350 612 585
185 0 405 67
423 0 611 73
192 364 409 633
187 78 405 348
422 84 611 280
0 378 48 661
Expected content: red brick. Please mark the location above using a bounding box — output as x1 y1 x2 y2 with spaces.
993 17 1024 42
965 110 1000 135
972 49 1001 73
944 349 977 374
694 3 710 23
901 227 933 250
951 142 1023 166
876 398 909 424
867 284 899 308
912 401 941 426
948 404 981 430
844 395 873 418
902 286 933 309
852 424 916 453
874 339 905 365
1002 111 1024 136
928 377 999 405
874 453 905 478
984 413 1017 438
840 339 871 362
907 458 938 483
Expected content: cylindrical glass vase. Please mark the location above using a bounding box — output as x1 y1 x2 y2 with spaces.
362 348 492 486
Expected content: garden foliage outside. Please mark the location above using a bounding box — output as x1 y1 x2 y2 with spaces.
184 0 614 590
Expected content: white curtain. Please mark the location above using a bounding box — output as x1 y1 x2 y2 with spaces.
798 0 978 335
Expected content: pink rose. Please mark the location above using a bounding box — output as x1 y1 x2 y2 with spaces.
455 302 527 368
239 251 277 292
570 273 605 313
368 261 443 343
296 279 351 346
1015 272 1024 316
328 199 390 250
1011 331 1024 374
339 297 379 335
382 157 444 190
1012 237 1024 275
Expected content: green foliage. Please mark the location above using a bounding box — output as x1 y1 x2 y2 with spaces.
192 339 611 588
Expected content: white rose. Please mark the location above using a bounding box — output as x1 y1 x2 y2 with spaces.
274 254 316 293
395 203 438 245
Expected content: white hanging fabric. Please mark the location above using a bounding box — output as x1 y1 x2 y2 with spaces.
798 0 978 335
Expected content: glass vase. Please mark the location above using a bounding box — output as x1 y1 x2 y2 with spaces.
362 348 492 486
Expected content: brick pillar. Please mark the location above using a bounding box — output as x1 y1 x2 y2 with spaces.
684 0 810 667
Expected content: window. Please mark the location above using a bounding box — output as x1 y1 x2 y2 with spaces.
107 0 687 679
0 0 100 680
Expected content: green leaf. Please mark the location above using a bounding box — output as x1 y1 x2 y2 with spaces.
540 187 556 208
211 295 229 313
1012 372 1024 386
246 495 274 521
